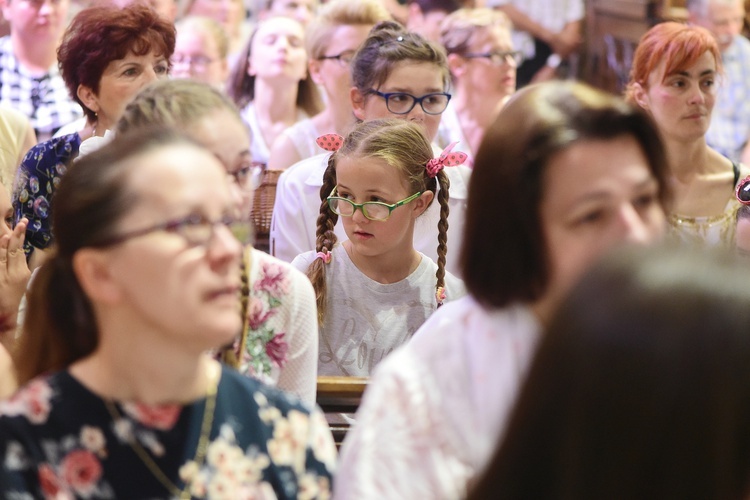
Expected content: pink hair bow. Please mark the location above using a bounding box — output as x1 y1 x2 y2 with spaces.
426 142 468 178
316 134 344 152
435 286 446 306
316 250 332 264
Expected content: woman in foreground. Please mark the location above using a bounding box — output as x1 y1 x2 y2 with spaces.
335 81 669 498
1 129 335 498
469 245 750 499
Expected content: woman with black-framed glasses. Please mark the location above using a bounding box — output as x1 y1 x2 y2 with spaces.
3 128 336 498
438 8 518 158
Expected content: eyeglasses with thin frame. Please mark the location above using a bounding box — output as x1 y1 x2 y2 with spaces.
366 90 452 115
97 213 253 248
171 54 217 70
227 162 254 189
326 187 422 221
463 50 524 66
318 49 356 67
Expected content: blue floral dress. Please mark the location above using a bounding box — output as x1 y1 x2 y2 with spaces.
12 132 81 257
0 366 336 499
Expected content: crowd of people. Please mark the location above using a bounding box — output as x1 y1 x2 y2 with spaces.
1 0 750 498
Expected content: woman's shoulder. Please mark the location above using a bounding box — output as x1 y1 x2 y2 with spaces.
219 365 312 415
0 371 76 430
21 132 81 165
250 247 316 298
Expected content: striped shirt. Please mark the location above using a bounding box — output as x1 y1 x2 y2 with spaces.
706 34 750 163
0 36 82 143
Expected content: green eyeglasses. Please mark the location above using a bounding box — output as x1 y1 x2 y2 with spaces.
326 187 422 221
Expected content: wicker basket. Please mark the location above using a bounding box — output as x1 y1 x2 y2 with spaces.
250 166 283 253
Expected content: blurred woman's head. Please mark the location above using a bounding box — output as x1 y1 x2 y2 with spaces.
179 0 246 41
626 22 721 142
227 16 322 115
440 8 516 99
470 245 750 499
172 15 230 88
306 0 390 106
17 128 244 384
118 79 253 216
58 4 176 129
462 81 669 318
350 21 450 141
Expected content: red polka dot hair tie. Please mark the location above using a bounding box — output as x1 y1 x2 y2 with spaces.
316 134 344 152
426 142 468 178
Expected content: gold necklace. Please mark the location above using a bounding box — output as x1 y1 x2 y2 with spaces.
104 366 219 499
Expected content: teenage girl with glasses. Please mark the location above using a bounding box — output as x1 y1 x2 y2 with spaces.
291 119 466 377
271 21 472 276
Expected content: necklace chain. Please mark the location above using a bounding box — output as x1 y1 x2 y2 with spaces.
104 368 219 499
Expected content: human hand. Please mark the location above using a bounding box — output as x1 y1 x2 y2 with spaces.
548 29 581 58
0 218 31 333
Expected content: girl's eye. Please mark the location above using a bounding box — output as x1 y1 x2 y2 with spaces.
155 63 169 74
122 68 138 76
389 94 409 103
4 216 12 229
288 36 302 48
424 95 439 105
263 35 278 45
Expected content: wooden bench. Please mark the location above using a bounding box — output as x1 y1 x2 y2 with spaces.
316 376 368 448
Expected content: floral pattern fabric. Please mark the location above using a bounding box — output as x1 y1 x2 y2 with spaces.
0 366 336 499
12 132 81 257
236 248 318 405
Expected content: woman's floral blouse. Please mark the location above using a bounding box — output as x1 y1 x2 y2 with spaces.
0 366 336 499
12 132 81 257
238 249 318 406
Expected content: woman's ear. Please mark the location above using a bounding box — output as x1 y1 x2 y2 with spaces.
412 190 434 218
631 82 649 110
447 53 466 79
309 59 324 85
72 248 121 305
76 84 99 115
350 87 366 121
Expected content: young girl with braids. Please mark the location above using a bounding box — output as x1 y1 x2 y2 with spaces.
291 119 466 377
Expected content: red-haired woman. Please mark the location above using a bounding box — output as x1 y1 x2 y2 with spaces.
12 4 175 269
627 22 748 246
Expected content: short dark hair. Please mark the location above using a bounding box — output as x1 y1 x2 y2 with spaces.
351 21 450 96
57 4 176 122
461 81 670 309
469 244 750 499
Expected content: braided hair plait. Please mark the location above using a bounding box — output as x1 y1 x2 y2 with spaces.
220 249 250 368
435 170 450 306
307 155 339 325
